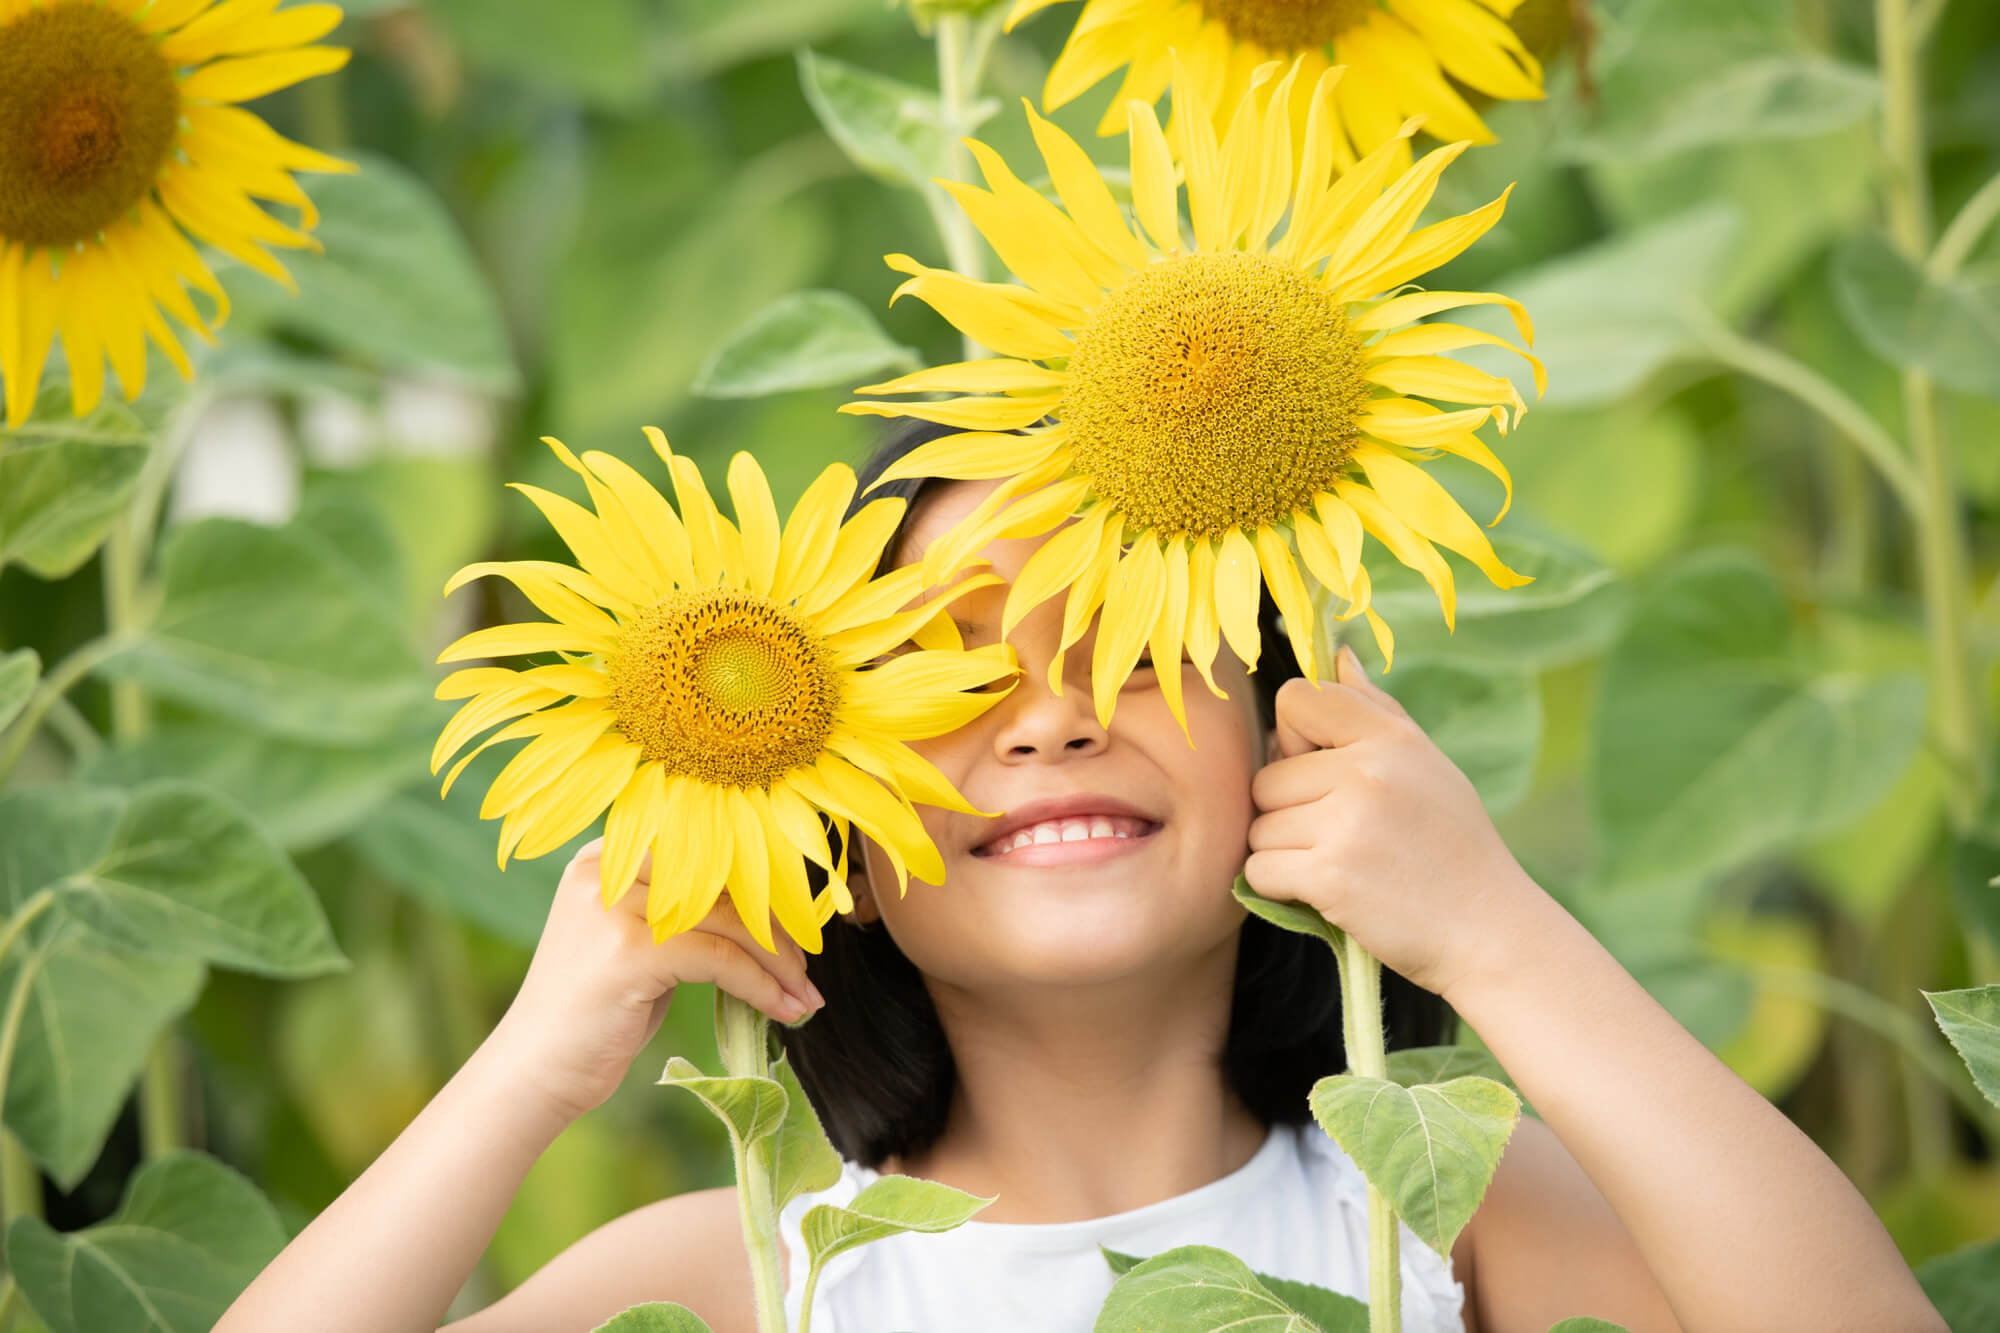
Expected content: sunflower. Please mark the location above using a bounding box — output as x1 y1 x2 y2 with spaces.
0 0 353 429
841 62 1542 733
1010 0 1542 161
433 431 1017 954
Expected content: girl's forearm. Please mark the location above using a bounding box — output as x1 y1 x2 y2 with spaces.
1451 880 1945 1333
215 1033 570 1333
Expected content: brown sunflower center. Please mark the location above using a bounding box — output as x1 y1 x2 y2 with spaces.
1198 0 1375 50
1062 250 1369 540
606 587 839 788
0 2 180 248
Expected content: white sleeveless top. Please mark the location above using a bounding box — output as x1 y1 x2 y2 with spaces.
778 1120 1466 1331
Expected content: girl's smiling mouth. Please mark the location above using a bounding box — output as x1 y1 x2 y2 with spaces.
970 796 1163 866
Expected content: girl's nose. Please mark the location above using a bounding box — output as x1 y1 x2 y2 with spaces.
989 606 1109 763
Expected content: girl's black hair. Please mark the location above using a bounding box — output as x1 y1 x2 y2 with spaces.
777 419 1454 1169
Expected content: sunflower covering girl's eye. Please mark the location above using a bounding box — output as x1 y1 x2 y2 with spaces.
431 431 1018 954
0 0 354 428
843 59 1542 735
1009 0 1544 161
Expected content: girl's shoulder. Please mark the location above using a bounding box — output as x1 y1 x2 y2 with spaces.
452 1185 763 1333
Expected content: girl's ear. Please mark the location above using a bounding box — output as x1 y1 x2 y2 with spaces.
845 842 883 927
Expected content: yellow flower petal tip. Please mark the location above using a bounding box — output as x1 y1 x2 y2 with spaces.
845 57 1539 726
432 432 1016 953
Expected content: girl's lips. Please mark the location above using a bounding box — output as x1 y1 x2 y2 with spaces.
972 813 1162 866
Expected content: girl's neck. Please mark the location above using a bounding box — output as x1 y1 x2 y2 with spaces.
879 939 1268 1224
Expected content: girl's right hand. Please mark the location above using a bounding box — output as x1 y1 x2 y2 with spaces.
488 838 826 1126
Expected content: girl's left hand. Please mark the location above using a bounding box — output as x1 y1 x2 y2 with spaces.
1243 644 1543 1001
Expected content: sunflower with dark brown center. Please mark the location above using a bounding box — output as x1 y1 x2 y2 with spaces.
845 62 1544 732
0 0 352 428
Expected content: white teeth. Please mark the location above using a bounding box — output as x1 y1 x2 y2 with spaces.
1031 824 1061 846
1060 821 1090 842
984 815 1153 854
1090 817 1114 839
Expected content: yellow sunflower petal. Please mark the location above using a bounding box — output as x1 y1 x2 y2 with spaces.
772 463 858 602
1127 100 1184 254
178 45 350 104
1152 538 1192 735
599 762 665 907
1335 478 1458 629
1091 536 1166 727
1352 288 1534 344
842 394 1060 432
437 620 620 663
1002 506 1111 636
856 359 1067 397
727 452 782 597
1352 442 1533 591
725 788 776 953
1183 538 1225 698
1214 526 1263 671
1368 321 1545 396
881 254 1078 360
1254 524 1318 681
868 429 1066 488
1024 100 1148 270
1367 355 1526 420
1337 187 1515 302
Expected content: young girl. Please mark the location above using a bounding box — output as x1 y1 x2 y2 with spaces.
218 423 1944 1333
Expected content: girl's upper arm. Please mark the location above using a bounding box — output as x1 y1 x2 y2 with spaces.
443 1186 756 1333
1463 1115 1685 1333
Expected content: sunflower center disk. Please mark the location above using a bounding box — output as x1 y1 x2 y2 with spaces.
607 588 839 789
1199 0 1374 49
1063 251 1369 541
0 2 181 247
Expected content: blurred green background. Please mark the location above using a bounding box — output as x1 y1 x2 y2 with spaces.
0 0 1997 1325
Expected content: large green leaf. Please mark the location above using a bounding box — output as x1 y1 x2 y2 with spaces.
659 1057 791 1153
348 782 567 947
0 647 38 733
428 0 652 108
82 723 420 851
1555 0 1877 163
1092 1244 1326 1332
1925 987 2000 1110
1100 1248 1367 1332
228 153 517 392
0 432 149 580
1455 204 1739 408
1323 529 1626 674
98 507 430 743
766 1053 843 1212
1916 1235 2000 1333
695 290 918 398
7 1151 288 1333
1591 549 1927 890
797 49 977 189
591 1305 715 1333
1833 231 2000 400
0 781 344 978
1308 1073 1521 1257
1547 1321 1635 1332
2 920 204 1188
1383 1045 1516 1093
799 1175 994 1272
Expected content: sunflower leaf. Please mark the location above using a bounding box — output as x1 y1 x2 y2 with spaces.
590 1303 715 1332
0 781 344 980
1098 1246 1368 1332
1232 877 1344 953
1092 1244 1334 1332
1925 986 2000 1110
1308 1073 1521 1257
659 1057 791 1153
800 1176 994 1277
5 1151 287 1333
1833 231 2000 400
797 50 992 190
764 1053 843 1212
1 922 204 1189
0 427 149 580
1915 1235 2000 1333
0 648 38 734
695 290 919 399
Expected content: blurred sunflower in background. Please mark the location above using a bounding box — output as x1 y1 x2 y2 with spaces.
1010 0 1543 160
844 61 1541 732
433 432 1017 954
0 0 352 428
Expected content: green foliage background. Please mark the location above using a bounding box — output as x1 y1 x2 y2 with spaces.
0 0 1998 1326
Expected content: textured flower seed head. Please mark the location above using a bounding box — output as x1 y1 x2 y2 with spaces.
1199 0 1374 49
607 588 839 788
1063 250 1370 540
0 3 179 247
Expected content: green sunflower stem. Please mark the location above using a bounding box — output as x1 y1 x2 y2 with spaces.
1337 931 1402 1333
715 989 790 1333
931 10 999 359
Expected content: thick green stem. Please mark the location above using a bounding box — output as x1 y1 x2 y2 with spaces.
932 12 989 359
1339 933 1401 1333
716 990 788 1333
1876 0 1990 828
